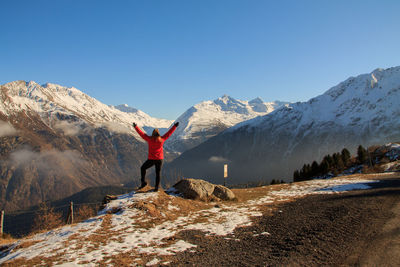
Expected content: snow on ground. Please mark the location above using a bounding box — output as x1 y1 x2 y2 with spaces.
0 175 381 266
382 160 400 172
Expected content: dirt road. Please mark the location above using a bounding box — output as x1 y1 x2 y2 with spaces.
169 177 400 266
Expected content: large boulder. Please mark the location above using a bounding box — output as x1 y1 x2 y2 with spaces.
172 178 236 201
213 185 236 201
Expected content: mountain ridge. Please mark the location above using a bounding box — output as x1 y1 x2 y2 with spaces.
166 66 400 185
166 94 289 153
0 80 174 134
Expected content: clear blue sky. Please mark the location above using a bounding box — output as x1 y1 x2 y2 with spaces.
1 0 399 119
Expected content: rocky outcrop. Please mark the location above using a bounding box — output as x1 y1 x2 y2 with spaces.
172 178 236 201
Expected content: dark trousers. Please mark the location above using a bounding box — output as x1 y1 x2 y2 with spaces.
141 159 163 188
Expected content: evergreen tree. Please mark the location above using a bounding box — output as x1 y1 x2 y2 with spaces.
323 154 334 169
305 164 312 178
332 153 344 171
357 145 368 164
311 161 319 177
293 170 300 181
319 160 330 175
300 164 307 178
341 148 351 166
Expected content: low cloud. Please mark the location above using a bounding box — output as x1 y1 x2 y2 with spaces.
209 156 229 163
10 149 37 166
9 148 87 175
100 122 132 135
0 121 17 137
54 121 83 136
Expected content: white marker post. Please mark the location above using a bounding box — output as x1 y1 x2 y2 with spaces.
224 164 228 186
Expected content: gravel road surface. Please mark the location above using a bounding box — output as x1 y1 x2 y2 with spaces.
169 177 400 266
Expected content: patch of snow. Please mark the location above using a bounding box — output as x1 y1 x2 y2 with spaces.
146 258 160 266
268 178 378 198
382 161 400 172
184 206 263 236
320 183 374 192
54 263 81 267
167 204 179 211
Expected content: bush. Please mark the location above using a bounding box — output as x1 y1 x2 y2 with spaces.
32 202 64 232
379 157 390 164
75 205 97 222
0 233 16 246
362 165 384 174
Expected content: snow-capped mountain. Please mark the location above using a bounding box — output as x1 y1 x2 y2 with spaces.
0 81 173 135
166 95 289 153
0 81 287 211
0 81 175 211
167 67 400 185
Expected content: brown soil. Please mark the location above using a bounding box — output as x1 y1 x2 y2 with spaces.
168 177 400 266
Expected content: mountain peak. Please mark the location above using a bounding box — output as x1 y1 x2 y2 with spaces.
216 94 235 102
213 95 248 114
249 97 263 104
42 82 60 88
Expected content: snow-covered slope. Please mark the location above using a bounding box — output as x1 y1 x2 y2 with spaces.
0 81 173 136
166 95 289 152
234 67 399 131
0 175 379 266
167 67 400 184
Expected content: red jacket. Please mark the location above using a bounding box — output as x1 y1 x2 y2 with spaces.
134 125 177 160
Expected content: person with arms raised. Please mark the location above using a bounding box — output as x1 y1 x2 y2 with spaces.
133 122 179 191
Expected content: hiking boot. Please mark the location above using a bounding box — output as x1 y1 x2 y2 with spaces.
137 182 147 190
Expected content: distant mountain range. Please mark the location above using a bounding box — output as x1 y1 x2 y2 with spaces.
1 66 399 211
0 80 283 211
166 67 400 185
165 95 289 153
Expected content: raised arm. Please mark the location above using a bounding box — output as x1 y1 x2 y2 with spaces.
162 122 179 140
133 123 150 142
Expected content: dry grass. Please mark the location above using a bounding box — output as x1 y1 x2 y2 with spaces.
2 254 65 267
63 233 82 249
32 202 64 233
360 172 400 179
97 250 150 266
126 191 212 229
232 183 288 202
14 240 42 250
75 205 96 223
0 235 17 246
83 214 114 252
